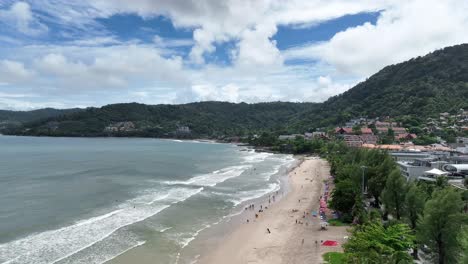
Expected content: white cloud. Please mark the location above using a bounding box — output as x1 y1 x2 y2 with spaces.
285 0 468 76
188 83 240 102
22 44 188 91
1 0 467 110
86 0 384 65
153 35 194 48
233 20 283 68
0 60 35 83
0 2 48 35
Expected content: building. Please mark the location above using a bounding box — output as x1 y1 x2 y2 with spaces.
104 121 136 132
341 134 378 147
442 164 468 177
455 146 468 154
176 125 191 135
342 135 363 147
335 127 374 135
398 160 432 180
390 152 434 162
278 134 303 141
397 158 449 181
374 121 396 127
335 127 353 134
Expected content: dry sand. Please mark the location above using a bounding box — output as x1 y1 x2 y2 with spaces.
199 157 348 264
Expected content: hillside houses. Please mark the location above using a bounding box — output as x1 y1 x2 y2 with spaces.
104 121 136 132
335 127 378 147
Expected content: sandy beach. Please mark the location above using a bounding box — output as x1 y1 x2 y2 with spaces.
199 157 348 264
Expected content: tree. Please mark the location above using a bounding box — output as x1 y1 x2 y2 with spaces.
368 156 396 207
404 183 427 230
352 195 367 224
417 188 468 264
404 182 427 259
329 179 359 221
344 222 414 263
435 176 449 189
382 169 407 220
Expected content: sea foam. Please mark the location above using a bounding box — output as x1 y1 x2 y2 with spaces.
163 165 251 187
0 187 204 264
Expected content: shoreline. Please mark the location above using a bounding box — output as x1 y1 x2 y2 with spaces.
104 150 298 264
106 154 348 264
197 157 348 264
106 154 300 264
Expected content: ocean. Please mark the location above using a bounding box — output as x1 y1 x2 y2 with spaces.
0 136 295 264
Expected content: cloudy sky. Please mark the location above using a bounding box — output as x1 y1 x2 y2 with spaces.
0 0 467 110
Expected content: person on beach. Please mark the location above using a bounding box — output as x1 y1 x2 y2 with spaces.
267 228 271 234
255 214 258 219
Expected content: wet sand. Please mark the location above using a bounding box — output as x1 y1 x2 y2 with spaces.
199 157 348 264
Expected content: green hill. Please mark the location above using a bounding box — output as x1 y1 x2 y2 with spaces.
0 108 82 123
2 102 317 137
2 43 468 138
294 43 468 129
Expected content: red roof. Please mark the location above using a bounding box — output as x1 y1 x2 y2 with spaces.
335 127 353 134
361 128 373 134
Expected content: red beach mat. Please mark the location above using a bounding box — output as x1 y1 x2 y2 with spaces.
322 240 339 246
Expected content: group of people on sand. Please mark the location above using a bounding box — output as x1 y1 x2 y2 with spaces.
245 191 281 225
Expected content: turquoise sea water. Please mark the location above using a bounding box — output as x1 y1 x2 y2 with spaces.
0 136 295 264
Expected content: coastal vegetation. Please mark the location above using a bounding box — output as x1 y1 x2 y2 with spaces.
320 142 468 263
323 252 346 264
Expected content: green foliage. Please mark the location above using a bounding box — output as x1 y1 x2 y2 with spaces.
329 179 359 220
368 156 396 206
5 102 317 138
0 108 82 123
293 44 468 130
413 135 438 145
328 219 348 226
382 169 407 220
323 252 346 264
460 227 468 264
344 222 414 263
404 183 427 230
417 188 468 264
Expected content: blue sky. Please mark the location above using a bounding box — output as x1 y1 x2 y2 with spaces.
0 0 467 110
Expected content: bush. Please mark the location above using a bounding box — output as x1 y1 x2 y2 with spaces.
323 252 346 264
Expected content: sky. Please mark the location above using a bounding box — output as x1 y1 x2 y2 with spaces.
0 0 467 110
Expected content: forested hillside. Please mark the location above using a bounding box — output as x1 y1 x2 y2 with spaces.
2 102 317 137
0 108 82 123
293 44 468 129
